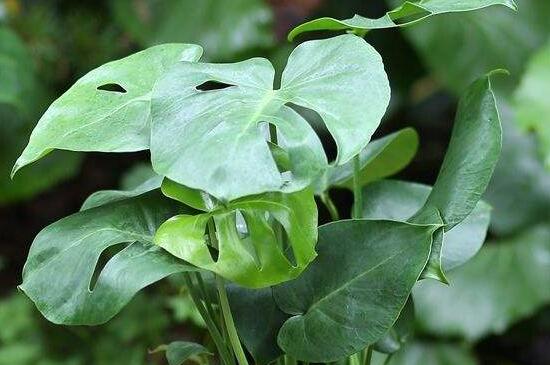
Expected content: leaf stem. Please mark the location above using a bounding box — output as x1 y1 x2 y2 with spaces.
353 154 363 219
184 273 234 365
363 346 373 365
216 275 249 365
320 192 340 221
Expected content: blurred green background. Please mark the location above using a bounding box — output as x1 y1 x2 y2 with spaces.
0 0 549 364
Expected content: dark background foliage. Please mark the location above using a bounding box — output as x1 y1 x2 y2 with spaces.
0 0 549 364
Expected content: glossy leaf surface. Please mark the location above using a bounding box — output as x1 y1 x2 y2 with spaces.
12 44 203 175
315 128 418 193
376 342 478 365
288 0 516 40
414 225 550 340
20 192 194 325
274 220 435 362
514 40 550 168
151 35 389 201
155 190 317 288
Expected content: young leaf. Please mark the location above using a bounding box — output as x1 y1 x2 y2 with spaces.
288 0 516 41
157 341 211 365
361 180 491 273
19 192 195 325
413 224 550 341
155 189 317 288
315 128 418 194
273 220 436 362
151 34 389 201
514 40 550 168
227 285 288 364
12 44 203 176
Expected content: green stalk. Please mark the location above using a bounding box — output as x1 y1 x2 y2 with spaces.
216 275 249 365
363 346 373 365
352 154 363 219
184 273 234 365
320 192 340 221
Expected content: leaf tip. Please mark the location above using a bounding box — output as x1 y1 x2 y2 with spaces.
487 68 510 78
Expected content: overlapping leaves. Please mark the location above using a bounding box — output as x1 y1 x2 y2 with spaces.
249 73 503 362
150 34 389 201
288 0 516 41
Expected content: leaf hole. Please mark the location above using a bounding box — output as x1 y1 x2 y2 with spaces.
204 217 220 263
196 80 233 91
89 242 129 291
270 216 296 267
285 102 337 163
97 83 127 93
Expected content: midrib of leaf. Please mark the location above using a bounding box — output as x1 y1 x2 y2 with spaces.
302 239 424 315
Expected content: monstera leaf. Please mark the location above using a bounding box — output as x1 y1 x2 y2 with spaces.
274 219 437 362
150 34 390 201
19 192 195 325
155 188 318 288
314 127 419 194
12 43 203 175
288 0 516 40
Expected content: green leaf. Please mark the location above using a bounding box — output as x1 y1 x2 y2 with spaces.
81 174 163 210
410 73 502 229
161 178 219 212
155 189 317 288
380 342 478 365
315 127 418 193
484 115 550 235
19 192 195 325
12 43 203 176
513 40 550 168
413 224 550 341
393 0 550 94
362 180 491 272
374 298 414 354
156 341 211 365
111 0 274 61
228 285 288 364
274 220 436 362
288 0 516 41
151 34 389 201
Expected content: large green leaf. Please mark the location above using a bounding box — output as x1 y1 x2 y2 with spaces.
153 341 211 365
413 225 550 341
12 43 203 175
288 0 516 41
20 192 194 325
484 115 550 235
228 285 288 364
155 189 317 288
315 128 418 194
150 34 389 201
274 220 436 362
514 40 550 168
393 0 550 94
362 180 491 272
111 0 274 61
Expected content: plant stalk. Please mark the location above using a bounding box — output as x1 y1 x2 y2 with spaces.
320 192 340 221
216 275 249 365
363 346 373 365
352 154 363 219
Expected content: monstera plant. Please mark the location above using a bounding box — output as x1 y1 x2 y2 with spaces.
12 1 516 364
